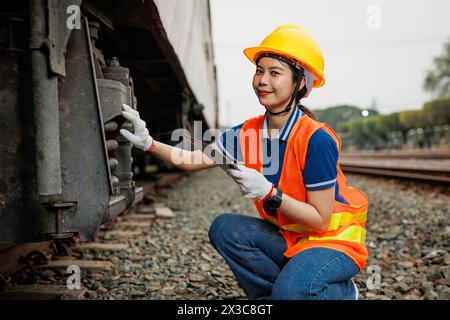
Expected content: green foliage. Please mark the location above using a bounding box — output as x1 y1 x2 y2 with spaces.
422 96 450 125
375 112 403 134
314 105 378 131
399 109 427 129
314 39 450 150
424 40 450 97
330 97 450 150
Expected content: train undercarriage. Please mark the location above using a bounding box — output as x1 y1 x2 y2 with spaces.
0 0 218 243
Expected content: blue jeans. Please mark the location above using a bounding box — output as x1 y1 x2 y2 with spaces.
208 213 359 300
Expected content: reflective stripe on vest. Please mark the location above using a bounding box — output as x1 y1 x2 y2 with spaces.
261 210 366 240
279 211 367 233
239 113 369 262
295 225 367 245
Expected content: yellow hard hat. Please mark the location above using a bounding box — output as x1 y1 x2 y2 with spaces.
244 24 325 88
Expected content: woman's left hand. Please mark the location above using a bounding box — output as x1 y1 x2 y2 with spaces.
226 164 274 200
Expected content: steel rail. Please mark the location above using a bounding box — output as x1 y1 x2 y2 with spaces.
340 160 450 183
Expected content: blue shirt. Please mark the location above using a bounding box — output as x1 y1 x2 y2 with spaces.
215 106 348 203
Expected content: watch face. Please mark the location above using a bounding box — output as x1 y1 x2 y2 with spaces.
267 196 281 209
267 198 278 208
263 200 277 216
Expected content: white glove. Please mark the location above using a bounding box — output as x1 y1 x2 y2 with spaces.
120 104 154 151
226 164 274 200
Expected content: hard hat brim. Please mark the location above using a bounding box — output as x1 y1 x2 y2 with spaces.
243 46 325 88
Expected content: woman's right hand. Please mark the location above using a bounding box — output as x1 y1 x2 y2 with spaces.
120 104 154 151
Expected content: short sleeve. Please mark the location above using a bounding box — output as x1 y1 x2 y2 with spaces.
212 123 243 163
303 128 338 191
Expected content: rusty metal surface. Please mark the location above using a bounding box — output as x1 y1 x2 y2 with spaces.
47 0 83 76
98 56 137 207
1 0 218 244
98 79 129 123
57 17 111 239
0 50 43 243
0 241 54 287
30 0 62 198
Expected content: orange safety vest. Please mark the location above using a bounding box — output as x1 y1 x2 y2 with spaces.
239 114 369 270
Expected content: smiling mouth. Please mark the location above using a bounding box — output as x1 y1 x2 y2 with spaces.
258 91 273 97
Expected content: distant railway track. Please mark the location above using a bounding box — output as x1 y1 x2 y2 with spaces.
340 150 450 183
341 149 450 160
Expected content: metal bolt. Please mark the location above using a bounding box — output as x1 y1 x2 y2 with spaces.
108 57 120 67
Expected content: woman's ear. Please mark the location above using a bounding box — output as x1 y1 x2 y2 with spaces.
301 76 310 98
294 75 306 87
301 76 307 89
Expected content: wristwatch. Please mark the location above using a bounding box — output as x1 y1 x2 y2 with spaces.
263 188 283 215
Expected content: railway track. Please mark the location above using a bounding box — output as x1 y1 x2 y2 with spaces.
340 149 450 183
341 149 450 160
0 171 190 300
1 164 449 300
1 150 449 299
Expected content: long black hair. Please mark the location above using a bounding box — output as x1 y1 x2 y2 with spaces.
288 64 317 120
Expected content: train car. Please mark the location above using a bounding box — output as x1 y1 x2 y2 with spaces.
0 0 218 243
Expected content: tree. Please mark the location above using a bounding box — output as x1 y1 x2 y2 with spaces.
399 110 426 130
314 105 378 131
374 113 406 145
424 40 450 97
422 97 450 125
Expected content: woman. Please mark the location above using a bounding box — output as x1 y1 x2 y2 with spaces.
120 24 368 300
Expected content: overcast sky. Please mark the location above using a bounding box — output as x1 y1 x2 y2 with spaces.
210 0 450 127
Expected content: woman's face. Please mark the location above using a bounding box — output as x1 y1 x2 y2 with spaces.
252 57 303 112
